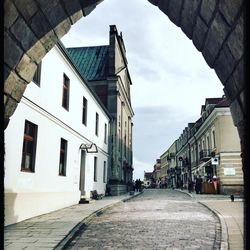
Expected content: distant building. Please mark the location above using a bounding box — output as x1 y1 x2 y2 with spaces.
4 41 110 225
143 171 154 188
159 96 243 195
67 25 134 195
152 159 161 188
189 96 243 194
160 141 177 188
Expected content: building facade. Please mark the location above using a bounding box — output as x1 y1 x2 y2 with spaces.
4 41 110 225
160 141 177 188
67 25 134 195
156 96 243 195
188 97 243 194
143 171 154 188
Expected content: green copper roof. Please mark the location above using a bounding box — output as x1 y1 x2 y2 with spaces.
67 46 109 81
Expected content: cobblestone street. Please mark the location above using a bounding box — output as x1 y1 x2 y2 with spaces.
65 189 221 249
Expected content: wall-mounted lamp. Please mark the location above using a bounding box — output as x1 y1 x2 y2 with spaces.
79 143 98 153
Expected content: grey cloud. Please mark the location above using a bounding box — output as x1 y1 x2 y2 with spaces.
133 106 196 163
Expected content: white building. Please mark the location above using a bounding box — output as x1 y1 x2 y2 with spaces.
4 41 111 226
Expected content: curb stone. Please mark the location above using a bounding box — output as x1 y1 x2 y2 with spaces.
176 189 229 250
54 192 143 250
198 201 228 250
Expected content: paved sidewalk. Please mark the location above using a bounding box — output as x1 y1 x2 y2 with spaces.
177 189 244 250
4 192 141 250
4 190 245 250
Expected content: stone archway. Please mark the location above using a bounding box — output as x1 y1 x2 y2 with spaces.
4 0 245 167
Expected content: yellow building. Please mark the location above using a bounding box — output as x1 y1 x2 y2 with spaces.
160 141 177 188
189 97 243 194
159 96 243 195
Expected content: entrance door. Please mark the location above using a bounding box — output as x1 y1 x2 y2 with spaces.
79 150 86 197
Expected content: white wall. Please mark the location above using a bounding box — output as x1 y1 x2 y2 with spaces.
4 44 110 225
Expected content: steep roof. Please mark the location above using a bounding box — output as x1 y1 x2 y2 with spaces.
67 46 109 81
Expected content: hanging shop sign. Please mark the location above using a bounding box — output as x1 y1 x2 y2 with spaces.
211 157 219 165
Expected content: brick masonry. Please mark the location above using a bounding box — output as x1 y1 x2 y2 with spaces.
4 0 246 168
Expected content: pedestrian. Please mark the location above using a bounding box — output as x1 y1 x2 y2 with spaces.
180 179 183 190
132 180 136 191
135 179 140 192
195 175 203 194
138 178 142 192
105 184 111 196
188 179 193 193
213 175 218 194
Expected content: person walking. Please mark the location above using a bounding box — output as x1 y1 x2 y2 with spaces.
188 179 193 193
138 179 142 192
195 175 203 194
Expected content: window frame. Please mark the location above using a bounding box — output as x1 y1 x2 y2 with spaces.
94 156 97 182
212 129 216 149
95 112 99 136
59 138 67 176
82 96 88 126
104 123 107 144
62 73 70 110
21 120 38 173
33 62 42 86
103 161 107 183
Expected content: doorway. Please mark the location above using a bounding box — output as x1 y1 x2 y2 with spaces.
79 150 86 197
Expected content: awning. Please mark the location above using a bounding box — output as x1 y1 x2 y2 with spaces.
79 143 98 153
196 159 211 171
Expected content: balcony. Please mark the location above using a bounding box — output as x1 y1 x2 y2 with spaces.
199 149 211 161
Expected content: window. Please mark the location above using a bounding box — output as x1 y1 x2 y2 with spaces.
33 62 42 86
124 134 127 156
62 73 70 110
206 135 210 149
104 123 107 144
59 138 67 176
21 120 38 172
202 139 205 150
94 157 97 182
103 161 106 183
212 130 216 148
194 145 196 162
191 148 194 163
82 96 88 125
118 129 121 152
95 113 99 136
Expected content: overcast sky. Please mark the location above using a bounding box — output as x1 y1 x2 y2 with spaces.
61 0 224 180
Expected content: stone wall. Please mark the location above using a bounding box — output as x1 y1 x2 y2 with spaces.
4 0 103 128
4 0 245 167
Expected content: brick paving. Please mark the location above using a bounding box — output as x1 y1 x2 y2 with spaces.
65 189 221 250
4 193 140 250
4 189 245 250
